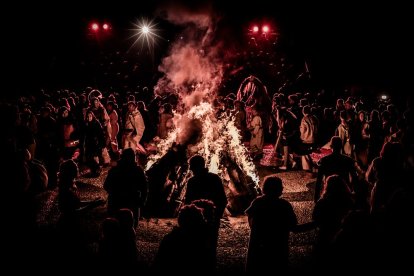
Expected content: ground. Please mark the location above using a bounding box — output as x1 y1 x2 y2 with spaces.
36 164 317 273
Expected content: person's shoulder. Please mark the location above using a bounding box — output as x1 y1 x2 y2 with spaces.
319 154 331 163
207 172 221 179
250 195 269 208
342 154 355 164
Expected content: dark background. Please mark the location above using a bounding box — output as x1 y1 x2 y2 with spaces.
3 1 412 96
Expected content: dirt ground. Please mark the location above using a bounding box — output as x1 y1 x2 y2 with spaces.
36 165 317 273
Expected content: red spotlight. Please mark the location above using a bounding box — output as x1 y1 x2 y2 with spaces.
252 26 259 33
262 25 269 33
91 23 99 31
102 23 109 30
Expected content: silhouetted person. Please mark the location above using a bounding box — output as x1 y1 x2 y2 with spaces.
312 174 354 271
366 141 405 214
184 155 228 225
330 210 374 273
104 148 148 227
315 136 358 202
245 176 298 274
153 204 211 274
192 199 218 273
379 179 414 273
115 208 138 265
98 217 122 266
83 110 105 177
58 159 104 215
57 159 104 264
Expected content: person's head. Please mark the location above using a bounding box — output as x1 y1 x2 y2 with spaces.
127 94 135 102
86 110 95 122
299 98 308 108
92 98 100 109
59 159 78 187
288 94 298 106
40 106 51 118
121 148 136 164
137 101 147 111
106 101 116 112
177 204 206 230
189 155 205 174
107 94 116 103
358 110 366 122
262 176 283 197
191 199 216 224
322 174 351 199
116 208 135 230
127 101 136 112
370 109 380 122
330 136 343 152
302 105 311 116
336 98 344 108
345 100 353 110
60 107 69 118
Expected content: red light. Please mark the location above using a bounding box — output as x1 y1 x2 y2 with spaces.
262 25 269 33
252 26 259 33
103 23 109 30
91 23 99 31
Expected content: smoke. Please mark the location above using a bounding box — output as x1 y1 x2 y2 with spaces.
154 3 225 145
157 3 213 29
146 3 260 191
176 117 203 146
154 3 223 105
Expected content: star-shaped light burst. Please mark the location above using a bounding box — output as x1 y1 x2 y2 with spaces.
129 18 162 53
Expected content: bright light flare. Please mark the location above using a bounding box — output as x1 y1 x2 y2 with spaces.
102 23 109 30
129 18 163 53
262 25 269 33
142 26 149 34
252 26 259 33
91 23 99 31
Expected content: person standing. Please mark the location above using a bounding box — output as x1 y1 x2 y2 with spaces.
248 106 264 158
123 101 145 153
184 155 228 270
245 176 299 274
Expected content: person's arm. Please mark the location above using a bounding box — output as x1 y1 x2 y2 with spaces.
314 161 324 202
76 197 106 212
183 179 194 205
292 221 316 233
365 158 377 184
139 169 149 206
245 200 256 228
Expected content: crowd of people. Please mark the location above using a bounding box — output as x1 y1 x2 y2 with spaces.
1 74 414 273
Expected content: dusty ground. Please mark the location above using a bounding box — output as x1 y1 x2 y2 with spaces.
36 165 317 273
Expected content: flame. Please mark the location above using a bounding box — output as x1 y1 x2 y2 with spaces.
146 5 259 191
146 101 260 188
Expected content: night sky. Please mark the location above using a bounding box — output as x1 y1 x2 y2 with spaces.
3 1 412 95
